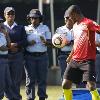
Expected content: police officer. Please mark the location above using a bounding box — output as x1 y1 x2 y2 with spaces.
0 16 11 100
55 12 74 81
55 11 74 100
95 33 100 87
3 7 28 100
24 9 51 100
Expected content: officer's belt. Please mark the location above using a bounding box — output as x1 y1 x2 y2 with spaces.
59 51 71 55
26 51 47 56
0 54 8 58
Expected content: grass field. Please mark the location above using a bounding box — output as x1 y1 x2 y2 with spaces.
3 85 63 100
3 84 100 100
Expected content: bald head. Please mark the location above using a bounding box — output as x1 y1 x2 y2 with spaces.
64 5 82 18
64 5 84 23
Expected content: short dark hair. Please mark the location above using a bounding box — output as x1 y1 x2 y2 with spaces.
64 5 82 18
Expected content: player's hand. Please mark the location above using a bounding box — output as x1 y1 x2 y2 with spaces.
66 55 72 63
29 40 36 45
40 36 46 44
65 40 70 46
66 48 73 63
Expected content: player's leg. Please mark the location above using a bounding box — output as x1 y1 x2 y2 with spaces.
57 52 69 100
62 60 83 100
62 79 72 100
83 60 100 100
86 81 100 100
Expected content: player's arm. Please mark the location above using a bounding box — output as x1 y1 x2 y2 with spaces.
66 47 74 63
89 21 100 34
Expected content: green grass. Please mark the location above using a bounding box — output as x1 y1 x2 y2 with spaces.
3 85 63 100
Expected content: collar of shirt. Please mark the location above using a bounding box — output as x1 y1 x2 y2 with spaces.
0 32 5 37
56 25 71 34
30 23 43 29
4 21 17 29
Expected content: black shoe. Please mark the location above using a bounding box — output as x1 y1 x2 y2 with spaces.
39 97 45 100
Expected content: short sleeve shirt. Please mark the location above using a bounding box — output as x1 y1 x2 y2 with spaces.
95 33 100 52
0 32 8 54
25 24 51 52
72 18 100 61
55 25 73 52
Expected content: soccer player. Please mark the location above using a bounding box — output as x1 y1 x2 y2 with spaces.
62 5 100 100
0 16 11 100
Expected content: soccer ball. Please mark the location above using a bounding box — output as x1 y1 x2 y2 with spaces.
52 33 68 48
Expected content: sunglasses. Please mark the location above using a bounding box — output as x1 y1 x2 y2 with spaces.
7 12 15 15
65 17 70 20
30 17 39 19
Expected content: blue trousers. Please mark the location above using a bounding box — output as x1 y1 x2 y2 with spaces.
58 54 68 80
96 54 100 83
24 53 49 100
0 58 10 100
5 52 24 100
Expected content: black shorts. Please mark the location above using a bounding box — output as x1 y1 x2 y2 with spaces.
63 59 96 84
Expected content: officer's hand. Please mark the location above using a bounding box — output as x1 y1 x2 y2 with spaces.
29 40 36 45
10 43 17 47
10 43 18 52
40 36 46 44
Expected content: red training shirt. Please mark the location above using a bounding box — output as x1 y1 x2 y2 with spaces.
72 17 100 61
